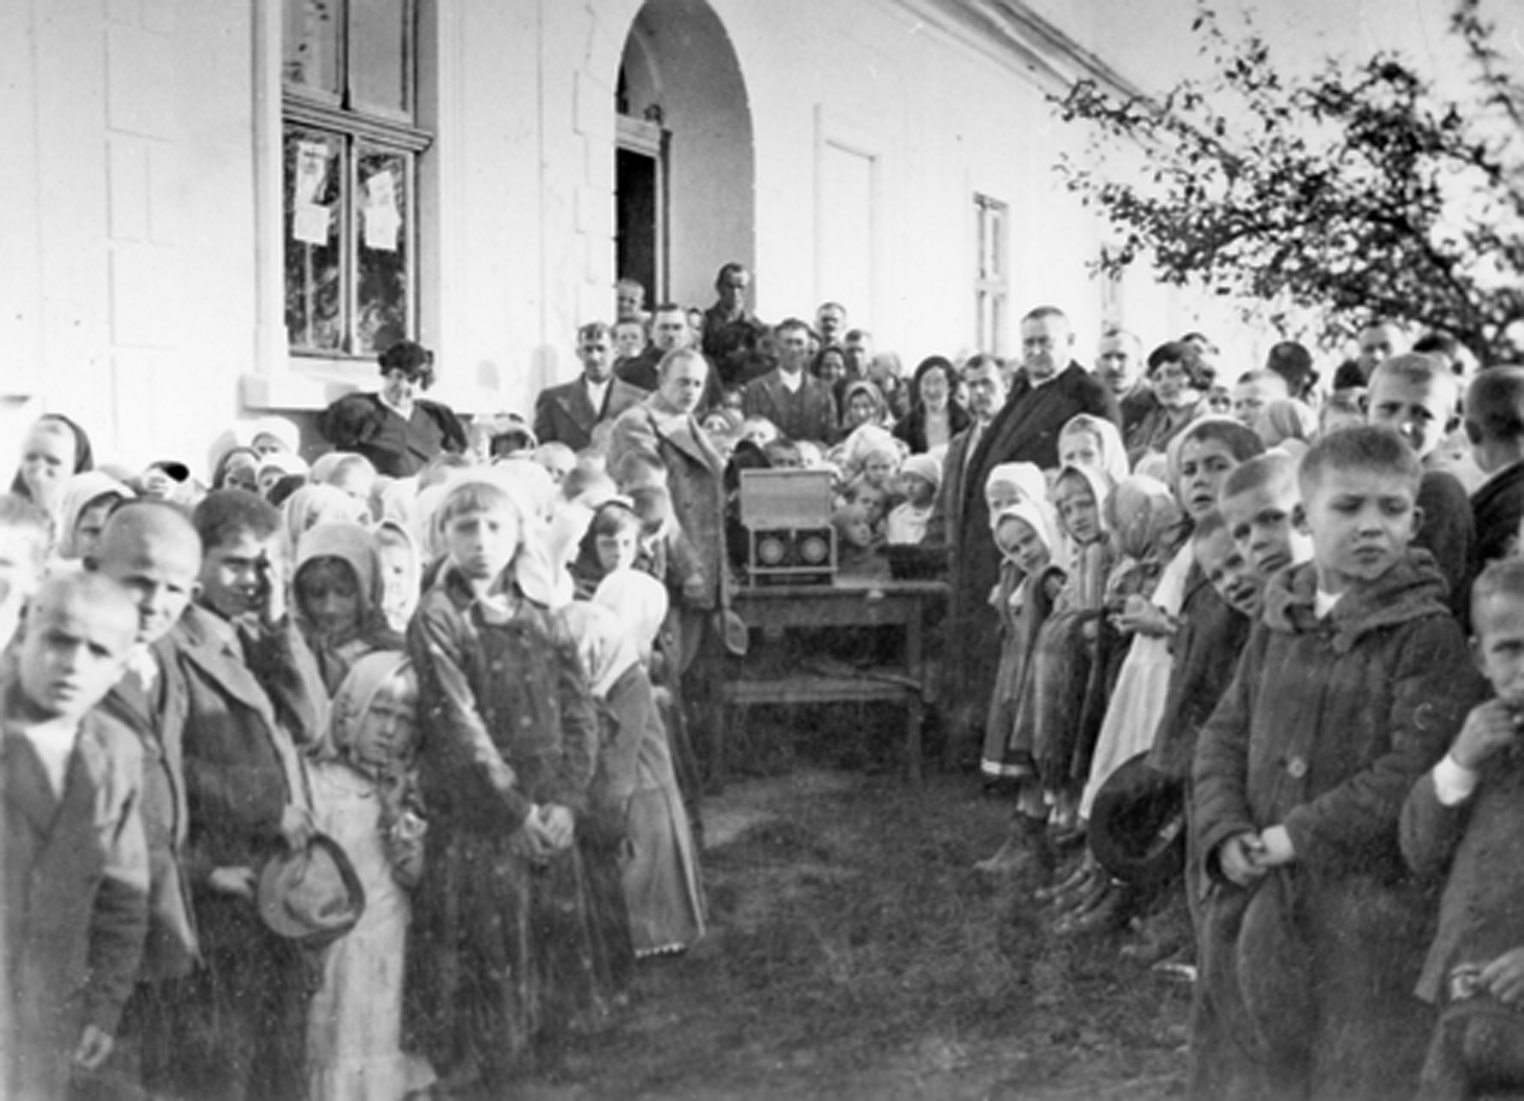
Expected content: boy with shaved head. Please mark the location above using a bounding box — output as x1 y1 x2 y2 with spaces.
1192 426 1483 1100
1464 365 1524 565
3 572 147 1099
86 501 203 1093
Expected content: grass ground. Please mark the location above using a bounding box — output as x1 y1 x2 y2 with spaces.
524 711 1193 1100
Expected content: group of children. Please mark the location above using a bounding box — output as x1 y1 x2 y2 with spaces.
2 412 711 1098
972 352 1524 1099
12 342 1524 1099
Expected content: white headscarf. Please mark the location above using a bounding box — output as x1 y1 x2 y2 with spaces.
592 568 670 665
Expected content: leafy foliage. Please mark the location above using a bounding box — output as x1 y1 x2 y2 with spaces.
1053 0 1524 363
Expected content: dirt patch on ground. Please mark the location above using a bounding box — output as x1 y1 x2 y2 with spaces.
527 756 1192 1100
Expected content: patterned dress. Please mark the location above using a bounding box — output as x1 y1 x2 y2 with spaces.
404 567 608 1088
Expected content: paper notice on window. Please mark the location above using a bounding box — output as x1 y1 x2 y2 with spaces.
292 204 331 246
295 142 329 205
363 170 401 252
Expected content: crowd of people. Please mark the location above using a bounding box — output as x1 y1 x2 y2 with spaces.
5 259 1524 1100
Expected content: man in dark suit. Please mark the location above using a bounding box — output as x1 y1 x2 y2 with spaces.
534 321 645 452
946 306 1121 761
741 317 839 445
927 352 1006 547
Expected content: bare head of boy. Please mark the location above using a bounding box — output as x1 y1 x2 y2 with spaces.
1193 511 1264 618
15 573 139 724
1297 425 1422 596
1230 369 1288 428
1175 420 1265 521
1463 365 1524 476
1366 353 1460 463
1451 559 1524 773
1218 452 1314 580
87 501 202 646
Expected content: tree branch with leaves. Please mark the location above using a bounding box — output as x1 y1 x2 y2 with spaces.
1053 0 1524 364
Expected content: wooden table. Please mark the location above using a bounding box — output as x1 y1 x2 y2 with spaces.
724 576 948 786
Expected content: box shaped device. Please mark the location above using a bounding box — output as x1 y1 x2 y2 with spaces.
739 468 836 585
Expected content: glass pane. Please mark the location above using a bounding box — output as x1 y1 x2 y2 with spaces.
284 126 345 352
282 0 341 98
350 0 411 118
354 144 411 355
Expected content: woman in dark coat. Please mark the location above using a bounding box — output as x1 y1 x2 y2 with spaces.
319 341 467 478
893 355 970 455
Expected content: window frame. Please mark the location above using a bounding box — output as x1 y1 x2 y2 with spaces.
281 0 432 364
974 192 1009 356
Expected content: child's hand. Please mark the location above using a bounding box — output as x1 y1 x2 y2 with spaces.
682 573 708 603
1218 832 1267 887
254 551 286 626
1482 947 1524 1006
279 804 315 851
539 804 576 850
1251 824 1296 867
207 866 257 899
72 1025 114 1071
1451 699 1521 771
1112 595 1172 638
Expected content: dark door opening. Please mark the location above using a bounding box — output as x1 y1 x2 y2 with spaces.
616 114 666 307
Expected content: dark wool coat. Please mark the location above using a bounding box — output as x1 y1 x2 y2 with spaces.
892 400 972 456
99 639 198 983
926 420 982 548
318 391 468 478
1402 753 1524 1007
150 605 323 1100
1470 459 1524 567
1190 552 1483 1101
1147 564 1251 781
533 376 646 453
742 368 840 445
1416 469 1478 621
607 398 730 611
404 569 606 1082
3 702 148 1100
947 364 1119 736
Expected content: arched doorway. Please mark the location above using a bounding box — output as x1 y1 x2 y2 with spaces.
615 0 754 309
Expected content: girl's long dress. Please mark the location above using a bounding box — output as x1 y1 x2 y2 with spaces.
1020 540 1113 794
605 667 707 955
1077 542 1192 819
307 761 434 1101
405 578 607 1087
980 565 1053 783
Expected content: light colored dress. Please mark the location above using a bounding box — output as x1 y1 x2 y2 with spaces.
1078 540 1192 819
307 760 433 1101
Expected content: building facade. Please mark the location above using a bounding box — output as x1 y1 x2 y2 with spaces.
4 0 1191 471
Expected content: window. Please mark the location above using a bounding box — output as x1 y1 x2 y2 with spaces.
282 0 430 358
974 194 1008 355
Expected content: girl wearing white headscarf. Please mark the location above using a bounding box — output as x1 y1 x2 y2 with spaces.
977 495 1066 874
51 470 134 563
307 652 434 1100
566 598 706 957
